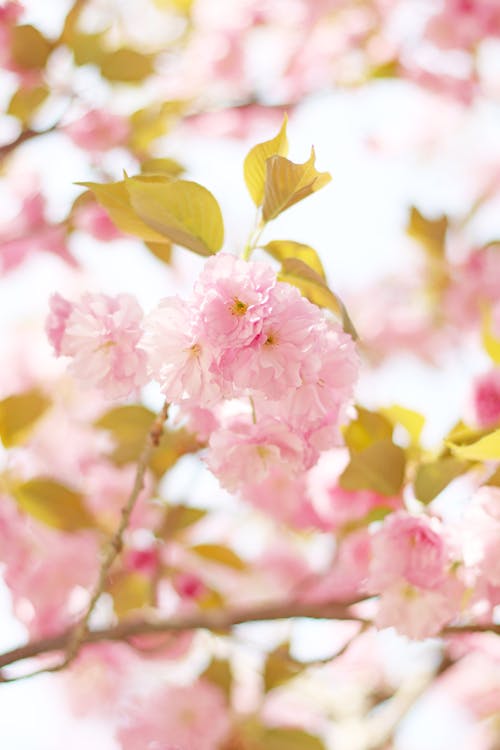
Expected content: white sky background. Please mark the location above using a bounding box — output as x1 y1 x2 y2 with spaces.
1 1 500 748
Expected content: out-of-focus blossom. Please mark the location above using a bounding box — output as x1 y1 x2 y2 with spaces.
46 292 148 399
64 110 130 152
116 681 230 750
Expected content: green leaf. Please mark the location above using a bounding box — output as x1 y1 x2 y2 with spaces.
200 658 232 702
264 643 303 692
262 148 331 222
79 181 170 243
10 25 52 70
190 544 246 570
0 389 50 448
407 206 448 259
447 430 500 461
339 440 406 496
126 177 224 256
344 407 394 453
257 728 325 750
99 48 154 82
278 257 357 338
7 85 49 125
263 240 325 279
108 572 153 617
414 457 470 505
160 505 207 538
13 478 96 531
481 306 500 364
243 115 288 206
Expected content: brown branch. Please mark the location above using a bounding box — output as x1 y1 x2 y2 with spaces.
0 595 499 683
61 399 170 669
0 598 365 680
0 126 58 161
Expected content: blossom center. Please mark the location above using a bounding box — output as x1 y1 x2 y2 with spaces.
229 297 248 317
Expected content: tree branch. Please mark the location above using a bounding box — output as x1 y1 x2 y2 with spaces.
60 399 170 669
0 595 499 682
0 126 58 161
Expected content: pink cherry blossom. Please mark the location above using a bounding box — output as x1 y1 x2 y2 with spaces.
116 681 230 750
194 253 275 350
369 512 448 591
222 282 323 399
472 369 500 427
206 416 305 492
46 292 148 399
375 576 464 640
143 297 222 405
64 109 130 152
72 200 123 241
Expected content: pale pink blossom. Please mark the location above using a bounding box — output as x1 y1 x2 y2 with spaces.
305 530 372 603
194 253 275 350
62 642 138 717
222 282 322 399
116 681 230 750
0 497 99 638
0 192 73 274
426 0 500 52
472 369 500 427
369 512 448 591
323 486 401 532
242 467 326 528
143 297 222 405
206 416 305 492
64 110 130 152
72 201 123 241
375 577 464 639
84 463 158 532
47 292 148 399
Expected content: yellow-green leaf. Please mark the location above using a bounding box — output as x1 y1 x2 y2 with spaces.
99 48 154 82
256 728 325 750
141 157 185 177
200 658 232 701
264 644 303 692
279 257 357 338
190 544 246 570
7 85 49 125
344 407 393 453
448 430 500 461
13 478 96 531
414 457 470 505
407 206 448 259
144 241 173 264
339 440 406 496
79 181 170 243
126 177 224 256
381 405 425 447
0 389 50 448
95 404 155 464
108 572 153 617
10 25 52 70
263 240 325 279
160 505 206 538
68 31 106 66
262 148 331 222
243 115 288 205
481 306 500 364
129 101 184 152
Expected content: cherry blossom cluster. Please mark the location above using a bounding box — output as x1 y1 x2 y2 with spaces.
47 253 359 497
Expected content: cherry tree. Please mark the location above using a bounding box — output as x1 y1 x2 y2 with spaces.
1 1 500 748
